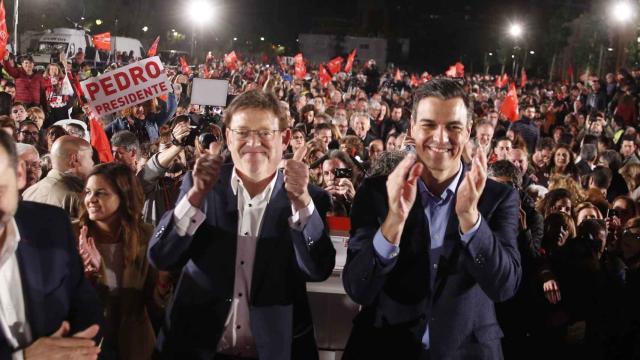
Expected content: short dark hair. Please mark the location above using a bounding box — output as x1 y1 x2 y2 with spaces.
411 78 470 125
536 137 555 152
488 160 522 188
0 130 18 170
315 123 333 133
223 89 287 130
590 166 612 189
621 134 636 144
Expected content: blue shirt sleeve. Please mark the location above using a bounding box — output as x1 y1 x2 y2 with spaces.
373 228 400 265
460 216 482 244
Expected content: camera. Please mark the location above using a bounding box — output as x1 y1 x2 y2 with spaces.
173 106 223 148
606 208 618 218
334 168 352 179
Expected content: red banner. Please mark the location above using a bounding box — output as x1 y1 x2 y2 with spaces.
445 62 464 77
500 83 519 122
294 53 306 79
327 56 343 75
495 73 509 88
92 32 111 51
179 57 191 74
410 74 419 87
0 0 8 61
147 36 160 57
89 118 113 163
344 49 357 73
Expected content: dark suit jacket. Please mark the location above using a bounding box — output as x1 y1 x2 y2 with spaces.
148 164 335 360
0 202 103 359
342 173 521 360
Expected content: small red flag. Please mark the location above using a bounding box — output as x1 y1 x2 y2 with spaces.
89 117 113 163
410 74 419 87
520 68 528 88
327 56 344 75
446 62 464 77
179 57 191 75
0 0 8 61
92 32 111 51
500 83 519 122
394 68 402 81
319 64 331 86
224 51 238 71
294 53 306 79
495 73 509 88
147 36 160 57
344 49 357 73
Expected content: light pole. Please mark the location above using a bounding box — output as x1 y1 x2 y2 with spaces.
187 0 214 60
12 0 18 54
609 1 636 71
508 22 523 78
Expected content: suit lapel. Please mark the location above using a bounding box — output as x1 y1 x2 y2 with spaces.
14 220 46 339
250 171 290 300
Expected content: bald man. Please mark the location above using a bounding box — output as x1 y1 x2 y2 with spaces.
22 135 94 219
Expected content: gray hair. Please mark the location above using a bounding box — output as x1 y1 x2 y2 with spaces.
580 143 597 163
16 142 39 158
111 130 140 154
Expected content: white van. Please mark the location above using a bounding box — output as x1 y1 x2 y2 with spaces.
32 28 145 66
112 37 145 59
33 28 93 64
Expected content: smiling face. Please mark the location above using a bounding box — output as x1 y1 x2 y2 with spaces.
226 108 289 182
411 97 470 178
84 174 121 223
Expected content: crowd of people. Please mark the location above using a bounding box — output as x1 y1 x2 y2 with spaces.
0 42 638 360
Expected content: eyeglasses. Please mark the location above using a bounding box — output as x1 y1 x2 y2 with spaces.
292 135 305 140
229 128 282 140
19 130 39 136
24 161 41 170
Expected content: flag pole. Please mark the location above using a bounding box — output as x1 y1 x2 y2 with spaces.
12 0 17 54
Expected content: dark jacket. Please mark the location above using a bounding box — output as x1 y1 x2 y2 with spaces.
342 173 521 360
148 165 335 360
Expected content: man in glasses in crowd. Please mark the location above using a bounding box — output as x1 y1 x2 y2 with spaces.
149 89 335 360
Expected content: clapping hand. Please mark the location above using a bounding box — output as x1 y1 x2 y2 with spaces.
456 147 488 233
78 226 100 273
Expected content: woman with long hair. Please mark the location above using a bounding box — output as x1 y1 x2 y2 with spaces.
78 163 170 359
549 144 580 182
42 63 72 122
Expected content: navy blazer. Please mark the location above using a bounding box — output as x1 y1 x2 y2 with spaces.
148 164 335 360
0 202 103 359
342 173 521 360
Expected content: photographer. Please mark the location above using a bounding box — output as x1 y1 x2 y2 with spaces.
319 149 362 216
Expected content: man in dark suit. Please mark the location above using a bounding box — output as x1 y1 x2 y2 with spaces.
342 79 521 360
148 90 335 360
0 132 103 359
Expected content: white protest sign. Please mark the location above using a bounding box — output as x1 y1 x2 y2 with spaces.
80 56 171 116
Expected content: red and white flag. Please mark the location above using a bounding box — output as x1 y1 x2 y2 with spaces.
520 69 528 88
327 56 343 75
92 32 111 51
319 64 331 86
179 57 191 75
224 51 238 71
294 53 306 79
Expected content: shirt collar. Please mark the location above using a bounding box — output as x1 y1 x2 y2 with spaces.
230 167 279 202
0 218 21 268
418 162 464 204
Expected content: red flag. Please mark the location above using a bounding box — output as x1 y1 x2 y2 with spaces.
72 74 84 105
89 117 113 163
179 57 191 74
344 49 357 73
0 0 8 61
394 69 402 81
500 83 519 122
319 64 331 86
92 32 111 51
455 62 465 77
410 74 419 87
327 56 344 75
495 73 509 88
203 65 210 78
147 36 160 57
224 51 238 71
294 53 306 79
520 68 527 88
261 53 269 64
445 66 457 77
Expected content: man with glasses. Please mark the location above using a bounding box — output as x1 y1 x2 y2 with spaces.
16 121 42 150
149 89 335 360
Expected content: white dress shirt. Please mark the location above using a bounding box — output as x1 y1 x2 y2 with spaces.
173 168 315 357
0 218 32 360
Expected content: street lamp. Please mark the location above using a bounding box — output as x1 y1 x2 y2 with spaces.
96 19 103 26
142 26 149 32
611 1 635 23
260 37 265 41
507 22 524 78
508 23 523 39
187 0 215 58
